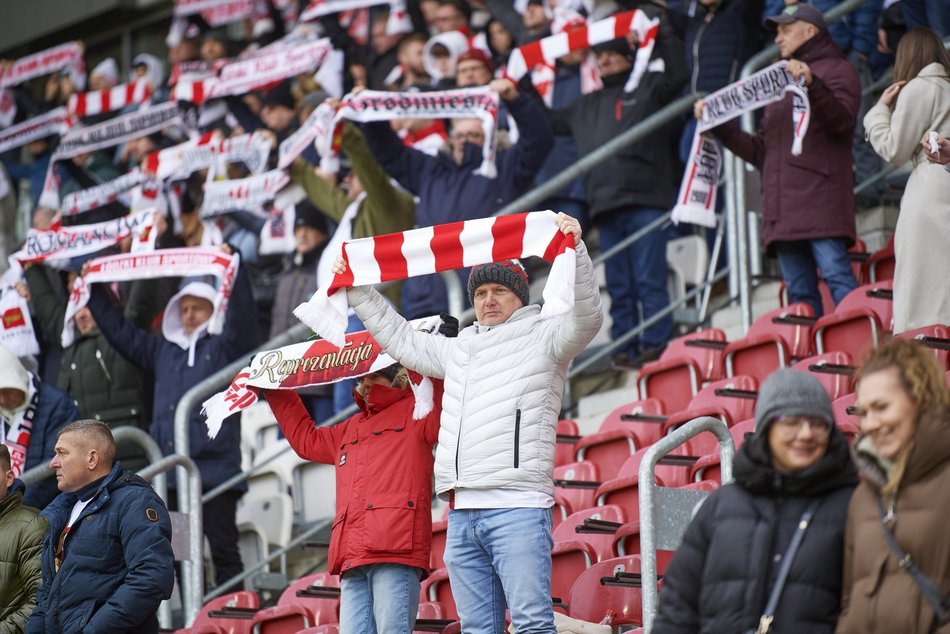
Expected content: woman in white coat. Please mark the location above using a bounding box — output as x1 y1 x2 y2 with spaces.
864 27 950 333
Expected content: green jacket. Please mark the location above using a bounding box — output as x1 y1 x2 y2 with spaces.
0 487 46 633
292 122 415 309
25 265 149 429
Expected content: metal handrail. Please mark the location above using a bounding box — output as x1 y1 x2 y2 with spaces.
19 425 167 501
639 417 735 634
139 453 204 628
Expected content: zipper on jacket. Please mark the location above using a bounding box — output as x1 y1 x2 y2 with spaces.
513 409 521 468
96 349 112 383
456 348 474 482
691 12 713 94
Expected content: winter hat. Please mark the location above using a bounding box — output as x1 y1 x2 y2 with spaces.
0 345 29 396
592 37 632 60
457 48 494 74
467 260 530 307
765 3 827 30
91 58 119 88
753 368 834 434
263 81 296 110
293 200 329 234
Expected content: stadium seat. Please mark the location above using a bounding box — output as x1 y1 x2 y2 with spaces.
297 627 340 634
791 352 855 401
831 393 861 443
659 328 728 383
187 590 259 634
553 461 602 516
552 505 626 564
555 419 581 468
723 303 816 381
551 541 596 610
688 418 755 484
420 568 458 621
175 626 226 634
866 235 895 283
237 493 294 551
814 281 893 358
637 356 702 414
414 601 455 634
568 555 652 626
584 399 668 450
595 446 696 518
683 375 758 424
292 461 337 523
894 324 950 371
250 572 341 632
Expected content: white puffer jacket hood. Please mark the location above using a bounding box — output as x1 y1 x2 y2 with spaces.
0 345 30 418
162 281 217 367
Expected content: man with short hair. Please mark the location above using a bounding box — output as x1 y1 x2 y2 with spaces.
708 3 860 317
26 420 174 634
433 0 470 34
0 444 46 631
335 212 603 633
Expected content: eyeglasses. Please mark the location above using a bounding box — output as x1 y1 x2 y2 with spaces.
773 415 831 436
450 131 484 142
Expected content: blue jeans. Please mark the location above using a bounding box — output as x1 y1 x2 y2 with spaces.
333 313 365 414
774 239 858 318
444 507 555 634
339 563 421 634
597 207 672 355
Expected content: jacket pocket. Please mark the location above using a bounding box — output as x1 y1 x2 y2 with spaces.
787 154 831 178
513 409 522 468
363 498 417 553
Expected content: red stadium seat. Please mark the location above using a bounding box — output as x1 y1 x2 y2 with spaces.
568 555 653 626
866 235 895 283
555 419 581 468
420 568 457 621
552 505 626 564
175 626 226 634
687 418 755 484
831 393 861 444
551 540 596 610
250 572 340 633
554 461 601 516
414 601 455 634
431 519 448 570
814 281 893 358
723 304 817 381
187 590 259 634
637 357 702 414
659 328 728 382
894 324 950 371
660 376 758 449
791 352 855 401
586 399 668 449
297 627 340 634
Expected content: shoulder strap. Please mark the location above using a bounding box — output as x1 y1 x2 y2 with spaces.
755 497 823 634
877 497 950 626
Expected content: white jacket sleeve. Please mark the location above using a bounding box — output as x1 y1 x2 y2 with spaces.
346 286 449 378
549 240 604 364
864 78 934 165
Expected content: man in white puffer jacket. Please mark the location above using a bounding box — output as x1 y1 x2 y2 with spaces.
338 213 602 634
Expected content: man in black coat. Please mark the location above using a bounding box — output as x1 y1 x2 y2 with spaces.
554 10 687 366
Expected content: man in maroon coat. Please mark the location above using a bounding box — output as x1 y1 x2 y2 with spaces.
709 3 860 317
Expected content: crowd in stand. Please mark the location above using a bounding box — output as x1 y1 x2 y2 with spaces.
1 0 950 631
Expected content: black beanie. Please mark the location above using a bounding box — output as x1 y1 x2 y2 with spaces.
293 201 329 234
467 260 530 307
263 81 295 110
592 37 633 60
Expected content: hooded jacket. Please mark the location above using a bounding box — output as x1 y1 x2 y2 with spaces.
836 407 950 634
0 346 80 510
653 424 857 634
361 91 554 318
0 479 46 633
86 265 259 491
346 240 602 499
26 463 174 634
713 29 860 252
264 380 441 576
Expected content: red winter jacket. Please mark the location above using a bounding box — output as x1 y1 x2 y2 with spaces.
263 382 441 577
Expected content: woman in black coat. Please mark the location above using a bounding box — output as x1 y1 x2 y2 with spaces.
653 368 858 634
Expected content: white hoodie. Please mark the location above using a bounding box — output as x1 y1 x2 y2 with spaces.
423 31 470 83
161 281 218 368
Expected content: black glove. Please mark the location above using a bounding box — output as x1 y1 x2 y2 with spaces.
438 313 459 338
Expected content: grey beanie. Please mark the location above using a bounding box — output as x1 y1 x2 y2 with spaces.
753 368 834 433
467 260 530 307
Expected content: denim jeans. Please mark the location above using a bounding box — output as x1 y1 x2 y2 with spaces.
339 563 421 634
597 207 672 355
444 507 556 634
774 238 858 318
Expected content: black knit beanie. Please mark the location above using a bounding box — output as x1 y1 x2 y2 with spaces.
467 260 530 307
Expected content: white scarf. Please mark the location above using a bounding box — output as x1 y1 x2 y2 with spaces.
0 42 84 89
0 287 40 358
0 375 40 478
200 169 291 217
0 108 72 156
12 209 159 265
672 61 811 228
60 169 150 216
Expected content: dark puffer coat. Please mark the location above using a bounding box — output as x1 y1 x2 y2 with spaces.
652 425 857 634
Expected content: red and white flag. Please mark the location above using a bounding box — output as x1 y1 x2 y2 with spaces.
143 130 272 181
0 286 39 358
67 79 152 118
60 169 150 216
294 210 576 347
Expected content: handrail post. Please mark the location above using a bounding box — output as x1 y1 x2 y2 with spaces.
639 417 734 633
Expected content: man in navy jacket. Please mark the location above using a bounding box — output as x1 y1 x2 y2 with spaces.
27 420 174 634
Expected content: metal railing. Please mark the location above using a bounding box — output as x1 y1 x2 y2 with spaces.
639 417 735 634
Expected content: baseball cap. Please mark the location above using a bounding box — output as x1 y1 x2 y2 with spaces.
765 3 827 30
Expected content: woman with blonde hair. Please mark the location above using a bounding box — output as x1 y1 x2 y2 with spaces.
863 27 950 332
836 339 950 633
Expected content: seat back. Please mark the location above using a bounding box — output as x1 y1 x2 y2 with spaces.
192 591 259 633
867 235 895 283
430 519 448 570
555 419 581 468
554 461 601 516
637 358 701 414
748 303 816 360
568 555 648 625
238 493 294 549
278 572 341 625
292 461 337 523
552 505 626 563
596 399 667 447
686 375 758 423
791 352 854 401
660 328 728 382
894 324 950 371
420 569 457 621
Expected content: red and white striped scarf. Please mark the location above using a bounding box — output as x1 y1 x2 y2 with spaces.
202 314 442 438
504 10 658 95
67 79 152 118
60 169 150 216
294 210 576 347
300 0 412 35
0 42 84 89
63 248 238 348
326 88 500 178
201 169 291 216
278 101 336 169
143 130 272 181
673 61 810 228
0 107 72 155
